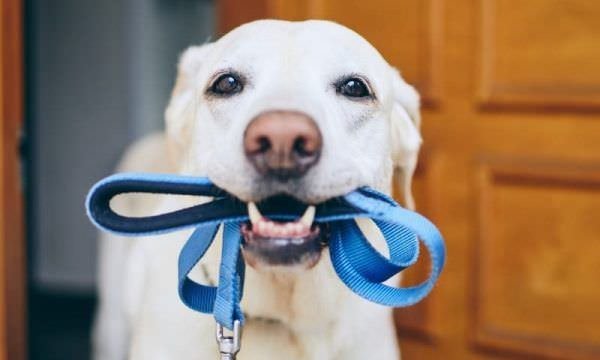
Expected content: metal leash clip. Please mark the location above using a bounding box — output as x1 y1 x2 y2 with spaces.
216 320 242 360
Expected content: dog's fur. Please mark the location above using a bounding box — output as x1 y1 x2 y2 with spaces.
93 20 421 360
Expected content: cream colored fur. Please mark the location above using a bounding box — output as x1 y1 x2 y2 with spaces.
94 20 421 360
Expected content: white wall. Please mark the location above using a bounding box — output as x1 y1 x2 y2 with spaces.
29 0 215 292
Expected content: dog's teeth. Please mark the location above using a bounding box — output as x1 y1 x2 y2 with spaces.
293 223 305 235
278 225 288 237
266 222 276 237
257 221 267 234
284 223 295 236
247 202 262 225
299 205 316 227
273 224 284 237
248 203 316 238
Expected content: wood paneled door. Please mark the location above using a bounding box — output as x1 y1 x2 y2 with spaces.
0 0 26 359
219 1 600 359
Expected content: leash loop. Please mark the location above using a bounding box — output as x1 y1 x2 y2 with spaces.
86 173 446 332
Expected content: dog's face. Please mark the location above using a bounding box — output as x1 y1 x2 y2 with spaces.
166 20 421 269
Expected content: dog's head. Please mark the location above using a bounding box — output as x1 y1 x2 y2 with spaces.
166 20 421 270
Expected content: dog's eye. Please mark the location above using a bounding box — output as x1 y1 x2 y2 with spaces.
209 73 243 96
337 78 372 98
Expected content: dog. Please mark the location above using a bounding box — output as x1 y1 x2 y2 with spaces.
93 19 422 360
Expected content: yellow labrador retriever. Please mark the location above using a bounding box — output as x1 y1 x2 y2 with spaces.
94 19 421 360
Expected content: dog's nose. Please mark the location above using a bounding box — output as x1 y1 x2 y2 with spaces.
244 111 322 181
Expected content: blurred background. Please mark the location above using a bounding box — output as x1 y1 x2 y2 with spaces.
24 1 215 359
0 0 598 359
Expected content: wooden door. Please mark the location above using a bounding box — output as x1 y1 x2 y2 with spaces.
218 1 600 359
0 0 26 359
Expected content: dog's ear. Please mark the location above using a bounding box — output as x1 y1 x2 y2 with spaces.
165 43 213 166
389 68 422 209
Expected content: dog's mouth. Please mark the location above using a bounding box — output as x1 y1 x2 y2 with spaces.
240 196 327 270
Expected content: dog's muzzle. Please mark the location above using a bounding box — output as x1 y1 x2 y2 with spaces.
241 110 326 268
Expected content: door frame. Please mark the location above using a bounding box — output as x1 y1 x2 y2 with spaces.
0 0 26 359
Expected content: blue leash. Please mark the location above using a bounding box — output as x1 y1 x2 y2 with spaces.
86 173 446 332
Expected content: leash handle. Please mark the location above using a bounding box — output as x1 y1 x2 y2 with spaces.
86 173 446 331
85 173 243 235
86 173 360 236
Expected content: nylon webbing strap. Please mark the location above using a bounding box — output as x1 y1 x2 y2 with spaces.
86 173 446 330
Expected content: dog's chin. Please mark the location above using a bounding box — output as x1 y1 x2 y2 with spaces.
238 194 328 271
241 224 324 270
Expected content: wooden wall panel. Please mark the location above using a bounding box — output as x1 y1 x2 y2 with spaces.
217 0 270 35
308 0 443 106
479 0 600 109
474 160 600 359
